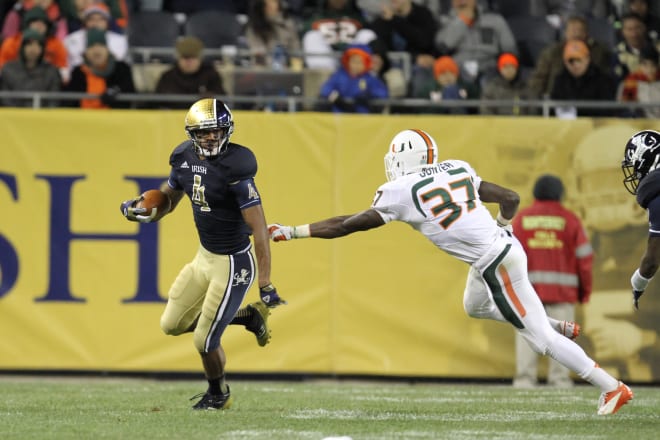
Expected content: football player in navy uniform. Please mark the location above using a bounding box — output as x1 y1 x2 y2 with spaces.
622 129 660 307
120 98 286 410
621 129 660 373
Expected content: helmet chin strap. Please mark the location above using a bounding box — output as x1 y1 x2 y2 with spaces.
194 135 227 157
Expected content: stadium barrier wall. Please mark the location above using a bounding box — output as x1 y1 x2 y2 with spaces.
0 109 658 382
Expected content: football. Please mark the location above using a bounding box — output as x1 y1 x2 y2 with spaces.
136 189 171 222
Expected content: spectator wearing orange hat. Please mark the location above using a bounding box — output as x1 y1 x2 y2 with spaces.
528 16 613 99
318 44 389 113
549 39 617 118
480 52 534 115
410 55 479 114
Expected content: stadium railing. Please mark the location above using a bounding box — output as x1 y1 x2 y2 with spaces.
1 90 659 118
127 47 412 78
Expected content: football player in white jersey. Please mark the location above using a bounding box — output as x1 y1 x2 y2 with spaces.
268 129 633 415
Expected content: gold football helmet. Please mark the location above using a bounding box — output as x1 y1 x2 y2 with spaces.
185 98 234 157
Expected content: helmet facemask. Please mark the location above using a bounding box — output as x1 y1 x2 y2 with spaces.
621 159 640 195
189 127 231 157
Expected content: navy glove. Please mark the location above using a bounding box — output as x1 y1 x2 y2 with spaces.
633 289 644 310
260 284 287 308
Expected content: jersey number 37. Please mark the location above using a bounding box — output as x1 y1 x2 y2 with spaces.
412 168 477 229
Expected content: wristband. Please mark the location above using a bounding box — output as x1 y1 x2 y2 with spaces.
631 269 651 291
293 224 311 238
496 212 511 227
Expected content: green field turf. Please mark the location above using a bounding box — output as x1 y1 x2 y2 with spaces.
0 376 658 439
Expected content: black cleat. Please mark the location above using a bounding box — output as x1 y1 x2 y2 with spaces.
246 301 271 347
191 387 233 410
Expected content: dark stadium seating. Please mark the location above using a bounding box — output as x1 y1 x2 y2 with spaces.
493 0 544 17
127 11 181 48
587 17 617 50
506 16 559 68
184 10 241 49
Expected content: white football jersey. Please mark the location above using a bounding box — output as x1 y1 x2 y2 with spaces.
372 159 501 264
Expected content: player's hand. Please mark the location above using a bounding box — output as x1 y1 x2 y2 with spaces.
260 284 287 308
120 196 157 223
633 289 644 310
268 224 294 242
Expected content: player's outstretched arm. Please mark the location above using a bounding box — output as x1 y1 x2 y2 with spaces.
269 209 386 241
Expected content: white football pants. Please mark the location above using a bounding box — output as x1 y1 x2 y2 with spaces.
462 232 612 387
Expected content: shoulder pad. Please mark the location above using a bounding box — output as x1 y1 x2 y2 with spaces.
222 143 257 181
169 141 193 167
636 170 660 209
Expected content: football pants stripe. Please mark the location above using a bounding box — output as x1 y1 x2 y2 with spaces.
498 265 527 318
483 244 525 329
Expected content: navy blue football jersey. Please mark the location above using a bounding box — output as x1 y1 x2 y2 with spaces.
167 141 262 254
636 169 660 237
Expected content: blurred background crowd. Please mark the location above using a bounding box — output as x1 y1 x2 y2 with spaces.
0 0 658 115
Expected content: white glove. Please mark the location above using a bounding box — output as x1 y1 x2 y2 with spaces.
268 224 294 242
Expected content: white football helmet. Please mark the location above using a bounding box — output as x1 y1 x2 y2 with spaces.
384 129 438 181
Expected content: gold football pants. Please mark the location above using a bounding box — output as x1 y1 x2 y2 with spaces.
160 245 255 352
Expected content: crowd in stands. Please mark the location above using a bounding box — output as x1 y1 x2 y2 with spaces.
0 0 658 116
